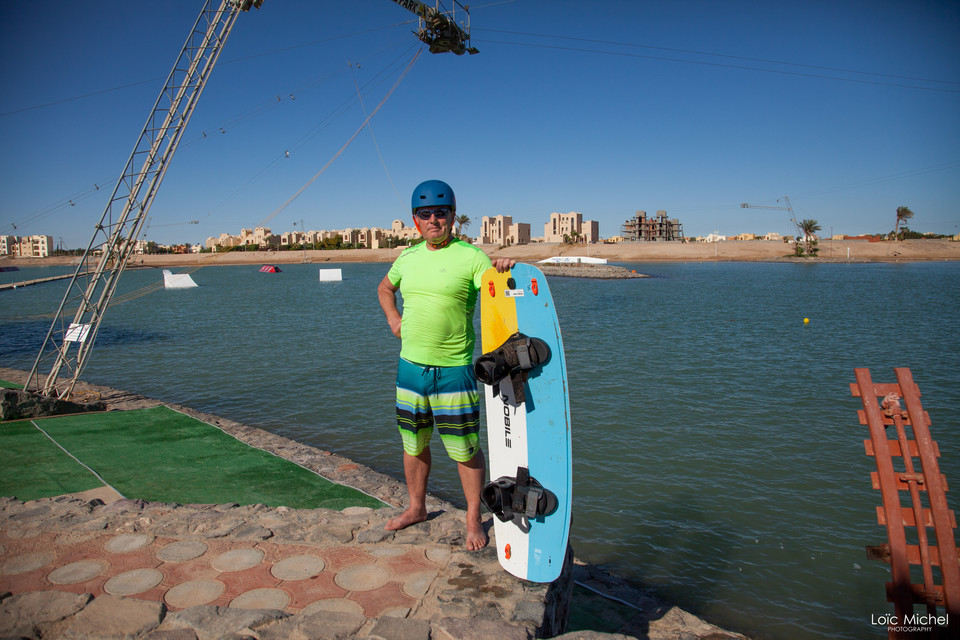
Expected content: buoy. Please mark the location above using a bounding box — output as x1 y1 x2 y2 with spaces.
803 318 810 324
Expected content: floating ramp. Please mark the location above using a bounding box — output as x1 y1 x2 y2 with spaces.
162 270 198 289
538 256 607 265
318 268 342 282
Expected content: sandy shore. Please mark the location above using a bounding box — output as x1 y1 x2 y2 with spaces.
2 239 957 268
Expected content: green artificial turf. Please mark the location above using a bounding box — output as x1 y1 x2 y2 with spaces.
0 405 384 510
0 419 105 498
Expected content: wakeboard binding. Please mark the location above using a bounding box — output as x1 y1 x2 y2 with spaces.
474 331 550 406
481 466 558 531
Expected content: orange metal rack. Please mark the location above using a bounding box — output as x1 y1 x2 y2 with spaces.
852 367 959 639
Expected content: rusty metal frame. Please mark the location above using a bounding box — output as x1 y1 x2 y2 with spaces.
852 367 959 638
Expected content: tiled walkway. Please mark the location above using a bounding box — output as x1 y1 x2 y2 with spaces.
0 529 449 619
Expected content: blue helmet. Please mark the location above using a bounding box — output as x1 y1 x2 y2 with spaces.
411 180 456 213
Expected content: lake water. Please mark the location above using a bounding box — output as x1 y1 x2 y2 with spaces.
2 259 958 639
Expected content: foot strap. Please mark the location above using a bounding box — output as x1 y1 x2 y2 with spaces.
475 332 551 407
481 466 558 527
474 332 550 386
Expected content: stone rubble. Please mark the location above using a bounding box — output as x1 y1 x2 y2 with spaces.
537 264 649 279
0 388 105 422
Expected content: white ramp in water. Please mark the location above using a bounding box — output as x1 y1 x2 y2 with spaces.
318 268 342 282
163 270 198 289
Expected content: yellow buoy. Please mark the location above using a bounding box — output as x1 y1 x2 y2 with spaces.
803 318 810 324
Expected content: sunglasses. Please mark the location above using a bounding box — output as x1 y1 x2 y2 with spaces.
415 207 451 220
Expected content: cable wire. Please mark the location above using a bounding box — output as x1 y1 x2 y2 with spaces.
258 48 422 227
477 28 960 87
475 31 960 93
350 62 404 206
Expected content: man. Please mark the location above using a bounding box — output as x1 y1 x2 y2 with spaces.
377 179 513 551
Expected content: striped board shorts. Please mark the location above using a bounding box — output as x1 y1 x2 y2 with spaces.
395 358 481 462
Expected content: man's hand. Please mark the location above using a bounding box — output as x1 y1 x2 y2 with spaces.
387 315 401 338
378 274 403 338
492 258 516 273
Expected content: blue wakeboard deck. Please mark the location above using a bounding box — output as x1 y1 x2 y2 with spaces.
479 263 572 582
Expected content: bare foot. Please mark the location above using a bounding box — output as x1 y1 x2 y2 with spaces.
385 506 428 531
465 517 488 551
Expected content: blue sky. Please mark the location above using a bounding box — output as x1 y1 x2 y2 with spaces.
2 0 958 248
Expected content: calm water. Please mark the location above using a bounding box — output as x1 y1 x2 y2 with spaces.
2 260 959 639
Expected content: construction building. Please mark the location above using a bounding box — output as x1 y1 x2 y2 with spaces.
621 210 684 242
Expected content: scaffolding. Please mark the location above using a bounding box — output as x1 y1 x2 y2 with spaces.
621 210 683 242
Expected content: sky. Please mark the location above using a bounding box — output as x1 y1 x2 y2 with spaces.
1 0 958 249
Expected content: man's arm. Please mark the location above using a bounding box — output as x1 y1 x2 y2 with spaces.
378 274 402 338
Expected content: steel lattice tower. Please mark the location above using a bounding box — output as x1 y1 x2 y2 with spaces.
26 0 263 399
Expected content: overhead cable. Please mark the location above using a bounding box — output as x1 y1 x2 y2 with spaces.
257 49 422 227
475 30 960 93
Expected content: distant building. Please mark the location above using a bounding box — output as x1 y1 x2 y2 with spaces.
7 235 55 257
543 212 598 243
481 215 530 246
583 219 599 243
280 231 301 247
621 211 683 242
391 219 420 242
206 227 280 251
357 227 383 248
0 235 17 255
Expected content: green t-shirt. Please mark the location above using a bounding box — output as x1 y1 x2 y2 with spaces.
387 239 492 366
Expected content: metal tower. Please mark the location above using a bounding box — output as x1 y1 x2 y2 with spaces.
26 0 263 399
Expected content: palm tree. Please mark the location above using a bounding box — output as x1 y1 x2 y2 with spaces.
894 206 914 241
798 219 822 256
455 214 471 239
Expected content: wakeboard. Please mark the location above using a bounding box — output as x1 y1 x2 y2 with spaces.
476 262 572 583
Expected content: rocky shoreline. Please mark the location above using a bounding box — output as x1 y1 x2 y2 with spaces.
537 264 649 279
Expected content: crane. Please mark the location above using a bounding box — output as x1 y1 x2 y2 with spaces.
740 196 804 244
389 0 478 55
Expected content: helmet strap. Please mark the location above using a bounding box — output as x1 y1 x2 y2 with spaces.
429 234 452 248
